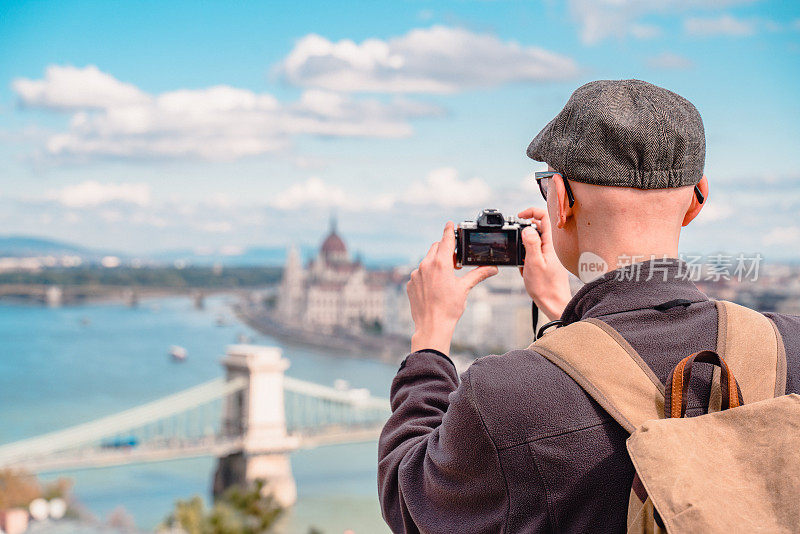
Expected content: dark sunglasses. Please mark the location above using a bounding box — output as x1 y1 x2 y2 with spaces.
534 171 574 207
533 171 705 206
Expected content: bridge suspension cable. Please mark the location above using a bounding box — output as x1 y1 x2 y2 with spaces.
0 376 247 467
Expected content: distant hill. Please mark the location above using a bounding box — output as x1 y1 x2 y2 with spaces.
0 236 91 257
150 245 407 268
151 246 288 267
0 236 407 268
150 245 319 267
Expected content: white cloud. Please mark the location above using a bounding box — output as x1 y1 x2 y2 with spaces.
402 167 491 207
647 52 695 69
13 65 149 110
694 199 733 224
764 226 800 247
47 180 152 207
270 177 353 210
99 209 124 223
269 168 492 212
277 26 579 93
15 171 800 261
568 0 755 44
684 14 755 36
130 212 169 227
13 65 443 161
199 221 234 233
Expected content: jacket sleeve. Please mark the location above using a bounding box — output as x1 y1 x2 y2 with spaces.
377 351 508 534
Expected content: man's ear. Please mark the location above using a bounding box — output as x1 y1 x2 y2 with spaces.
552 174 574 228
682 174 708 227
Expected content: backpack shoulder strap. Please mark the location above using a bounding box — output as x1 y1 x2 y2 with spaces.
709 300 787 411
529 318 664 433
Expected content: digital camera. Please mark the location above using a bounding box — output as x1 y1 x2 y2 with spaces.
455 209 534 267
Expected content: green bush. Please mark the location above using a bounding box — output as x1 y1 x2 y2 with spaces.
160 480 282 534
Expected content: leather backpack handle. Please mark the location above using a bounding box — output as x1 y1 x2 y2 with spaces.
665 350 744 418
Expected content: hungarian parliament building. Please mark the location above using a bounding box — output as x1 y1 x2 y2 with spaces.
276 218 541 353
277 218 397 333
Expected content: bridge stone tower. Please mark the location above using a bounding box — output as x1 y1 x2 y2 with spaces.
214 345 298 507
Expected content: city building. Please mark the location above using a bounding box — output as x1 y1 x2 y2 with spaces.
277 218 387 333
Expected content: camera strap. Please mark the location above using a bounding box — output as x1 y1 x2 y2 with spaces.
533 301 564 339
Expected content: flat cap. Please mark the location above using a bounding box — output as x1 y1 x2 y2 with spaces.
528 79 705 189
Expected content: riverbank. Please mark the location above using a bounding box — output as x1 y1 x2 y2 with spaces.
234 302 410 365
0 285 224 307
0 265 281 306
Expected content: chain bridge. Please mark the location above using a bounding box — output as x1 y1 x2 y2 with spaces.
0 345 391 506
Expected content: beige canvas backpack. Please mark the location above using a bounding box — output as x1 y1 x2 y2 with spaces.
529 300 800 533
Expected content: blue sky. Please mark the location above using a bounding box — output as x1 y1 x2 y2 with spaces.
1 0 799 261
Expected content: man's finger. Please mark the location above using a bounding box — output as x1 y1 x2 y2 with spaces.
521 226 544 266
437 221 456 261
461 265 499 290
518 206 552 248
517 206 546 220
534 214 552 250
424 241 439 260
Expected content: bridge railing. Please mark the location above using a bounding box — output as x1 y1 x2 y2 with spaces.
283 377 390 436
0 376 247 468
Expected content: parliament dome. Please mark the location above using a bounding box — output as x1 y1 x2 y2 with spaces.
321 232 346 256
320 216 347 262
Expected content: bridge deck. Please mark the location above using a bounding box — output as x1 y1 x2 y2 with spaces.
0 371 389 473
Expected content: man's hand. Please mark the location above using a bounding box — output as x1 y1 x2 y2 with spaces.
407 222 498 355
518 207 572 321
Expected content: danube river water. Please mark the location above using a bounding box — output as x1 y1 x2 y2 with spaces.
0 295 398 533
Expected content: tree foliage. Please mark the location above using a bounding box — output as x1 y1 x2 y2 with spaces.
0 469 71 510
0 470 39 510
161 480 282 534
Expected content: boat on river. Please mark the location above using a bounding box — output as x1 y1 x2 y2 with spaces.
169 345 187 361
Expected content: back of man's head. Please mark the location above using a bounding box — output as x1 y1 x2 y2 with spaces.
528 79 708 275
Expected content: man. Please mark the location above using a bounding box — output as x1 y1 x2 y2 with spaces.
377 79 800 533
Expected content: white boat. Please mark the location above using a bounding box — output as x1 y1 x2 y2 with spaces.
170 345 187 361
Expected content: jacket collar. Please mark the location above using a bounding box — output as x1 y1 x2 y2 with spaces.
560 258 710 325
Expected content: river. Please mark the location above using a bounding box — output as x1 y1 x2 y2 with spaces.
0 295 397 533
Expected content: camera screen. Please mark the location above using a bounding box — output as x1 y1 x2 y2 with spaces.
465 231 513 265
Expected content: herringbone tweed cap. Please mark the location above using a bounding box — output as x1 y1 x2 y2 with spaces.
527 79 705 189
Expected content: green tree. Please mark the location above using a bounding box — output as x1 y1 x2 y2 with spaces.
161 480 283 534
166 496 206 534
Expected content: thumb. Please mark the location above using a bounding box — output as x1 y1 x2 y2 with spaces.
462 265 499 290
521 226 544 265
